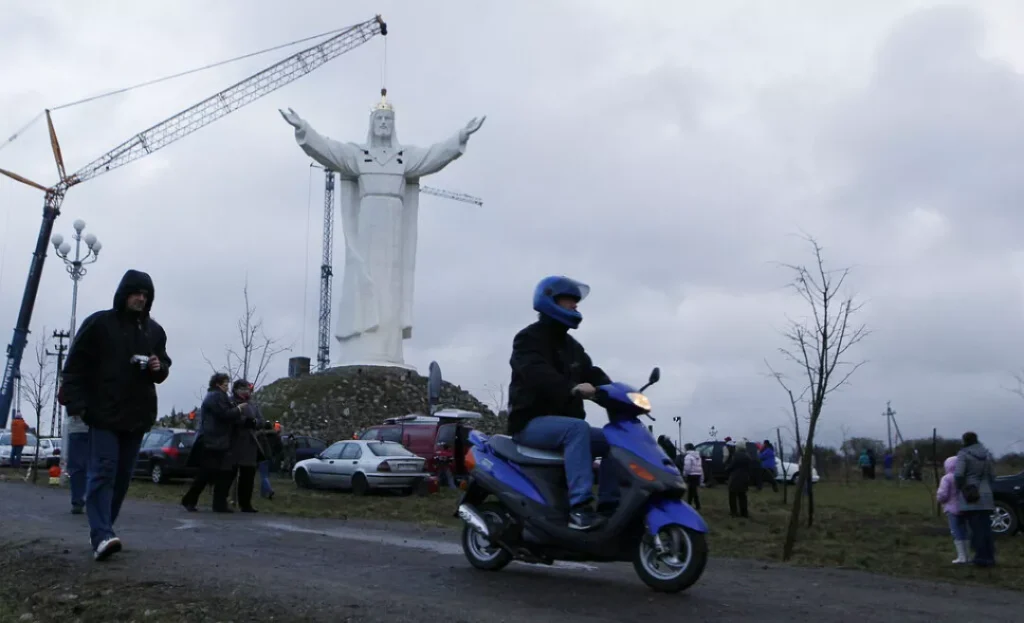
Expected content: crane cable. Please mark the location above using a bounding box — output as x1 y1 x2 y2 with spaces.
0 23 357 153
301 164 314 356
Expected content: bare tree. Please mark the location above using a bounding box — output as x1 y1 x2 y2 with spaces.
23 329 54 483
764 360 805 458
769 235 868 560
484 382 508 416
202 283 291 388
839 424 852 486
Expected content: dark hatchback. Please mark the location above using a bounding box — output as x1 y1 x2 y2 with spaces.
992 471 1024 536
132 428 197 484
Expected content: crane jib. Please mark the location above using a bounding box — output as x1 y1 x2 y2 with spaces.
0 15 387 429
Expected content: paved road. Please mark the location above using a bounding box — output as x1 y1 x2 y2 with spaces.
0 483 1018 622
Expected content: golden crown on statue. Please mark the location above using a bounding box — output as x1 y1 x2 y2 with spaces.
373 87 393 111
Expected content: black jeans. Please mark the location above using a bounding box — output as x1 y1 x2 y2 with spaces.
729 490 748 517
233 465 257 510
685 475 701 510
964 510 996 566
182 466 233 510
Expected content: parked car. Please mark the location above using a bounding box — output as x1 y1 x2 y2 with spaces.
292 439 428 495
35 437 61 467
279 434 328 472
358 409 481 475
132 428 197 484
693 440 820 485
991 470 1024 536
0 432 38 467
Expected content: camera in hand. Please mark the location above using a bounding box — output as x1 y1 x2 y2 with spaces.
130 354 149 369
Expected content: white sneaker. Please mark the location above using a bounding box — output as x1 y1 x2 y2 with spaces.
94 536 122 562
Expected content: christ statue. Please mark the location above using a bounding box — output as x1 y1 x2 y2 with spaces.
280 91 485 368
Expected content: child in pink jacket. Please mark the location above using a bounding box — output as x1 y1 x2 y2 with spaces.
936 455 968 564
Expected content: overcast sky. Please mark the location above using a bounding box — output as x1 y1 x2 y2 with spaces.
2 0 1023 453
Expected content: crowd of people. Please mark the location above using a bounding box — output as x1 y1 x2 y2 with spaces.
659 436 780 519
180 374 280 513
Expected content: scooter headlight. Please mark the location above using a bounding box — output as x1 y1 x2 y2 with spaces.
627 392 651 411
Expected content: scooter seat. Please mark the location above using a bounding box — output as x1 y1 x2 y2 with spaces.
489 435 564 466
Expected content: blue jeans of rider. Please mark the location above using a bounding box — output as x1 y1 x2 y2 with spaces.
10 445 23 468
86 428 144 549
514 416 619 508
67 432 91 509
258 460 274 498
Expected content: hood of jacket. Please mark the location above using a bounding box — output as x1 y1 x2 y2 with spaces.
114 269 155 314
962 443 991 462
943 455 957 474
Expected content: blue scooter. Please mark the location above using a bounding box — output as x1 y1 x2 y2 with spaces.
455 366 709 593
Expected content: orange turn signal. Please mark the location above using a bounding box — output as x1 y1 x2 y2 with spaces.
463 448 476 472
629 462 656 482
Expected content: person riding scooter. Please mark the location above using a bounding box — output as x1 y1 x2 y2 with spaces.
506 275 616 531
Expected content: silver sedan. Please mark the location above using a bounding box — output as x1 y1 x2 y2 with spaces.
292 440 428 495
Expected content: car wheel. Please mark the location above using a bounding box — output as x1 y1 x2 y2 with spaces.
790 473 799 484
351 472 369 496
294 468 311 489
150 463 166 484
991 500 1018 536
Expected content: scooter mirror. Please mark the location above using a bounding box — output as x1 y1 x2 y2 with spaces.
427 361 443 412
638 367 660 393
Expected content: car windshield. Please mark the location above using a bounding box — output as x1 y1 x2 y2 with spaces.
367 442 415 457
2 433 38 447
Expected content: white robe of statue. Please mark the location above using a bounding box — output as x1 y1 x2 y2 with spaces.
280 100 484 368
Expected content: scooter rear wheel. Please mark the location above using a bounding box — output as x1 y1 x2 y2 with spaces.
632 524 707 593
461 502 513 571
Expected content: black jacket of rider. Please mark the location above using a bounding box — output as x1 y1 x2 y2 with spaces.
60 269 171 433
506 316 611 435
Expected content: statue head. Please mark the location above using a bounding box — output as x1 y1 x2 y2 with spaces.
367 88 398 148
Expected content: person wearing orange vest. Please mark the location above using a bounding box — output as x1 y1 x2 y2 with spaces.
9 412 29 468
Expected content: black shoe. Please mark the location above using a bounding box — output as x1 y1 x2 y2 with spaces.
568 504 606 531
240 507 258 513
71 505 84 515
212 506 233 513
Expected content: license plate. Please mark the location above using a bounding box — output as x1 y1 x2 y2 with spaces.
395 464 417 472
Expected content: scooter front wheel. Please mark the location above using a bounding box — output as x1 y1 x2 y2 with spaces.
632 524 708 593
461 502 513 571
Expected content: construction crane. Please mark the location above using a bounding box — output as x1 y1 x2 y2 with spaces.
308 163 482 371
0 16 387 428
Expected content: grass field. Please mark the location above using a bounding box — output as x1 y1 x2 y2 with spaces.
5 468 1023 591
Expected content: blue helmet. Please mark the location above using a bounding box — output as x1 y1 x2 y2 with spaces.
532 276 590 329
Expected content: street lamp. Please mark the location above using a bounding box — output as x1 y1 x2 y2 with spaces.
51 219 102 338
51 219 101 478
672 415 683 452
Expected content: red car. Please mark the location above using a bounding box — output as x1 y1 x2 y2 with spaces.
358 409 481 475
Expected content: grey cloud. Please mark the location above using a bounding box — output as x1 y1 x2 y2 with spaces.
2 1 1023 452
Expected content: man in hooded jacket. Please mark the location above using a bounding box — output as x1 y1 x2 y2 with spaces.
61 269 171 561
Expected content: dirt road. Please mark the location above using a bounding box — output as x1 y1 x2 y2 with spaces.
0 482 1018 622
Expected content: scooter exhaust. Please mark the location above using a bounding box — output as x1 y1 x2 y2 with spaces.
457 503 490 538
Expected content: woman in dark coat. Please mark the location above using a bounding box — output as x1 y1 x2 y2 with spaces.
228 379 266 513
180 373 246 512
725 444 752 518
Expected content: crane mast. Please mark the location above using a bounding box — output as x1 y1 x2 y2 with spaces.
318 169 335 372
0 16 387 428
